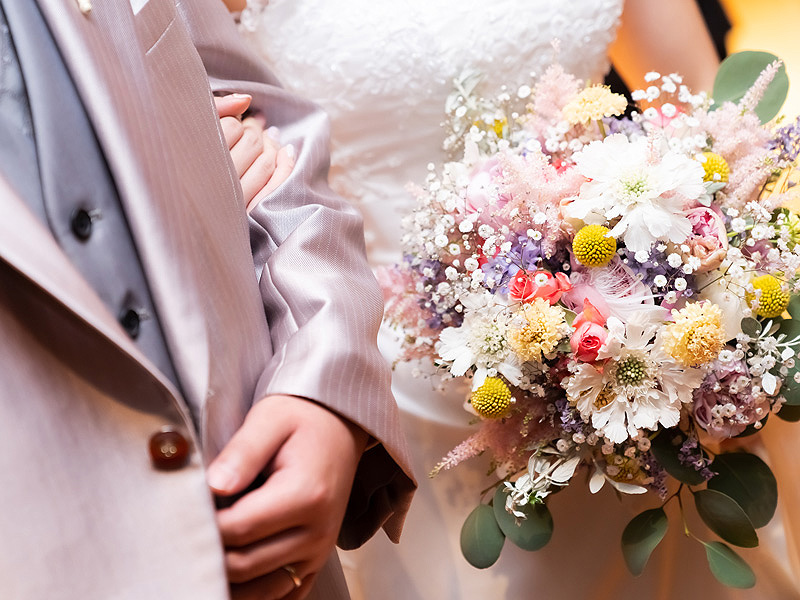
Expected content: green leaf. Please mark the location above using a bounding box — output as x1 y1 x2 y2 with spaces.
460 504 505 568
712 51 789 123
786 294 800 320
703 541 757 589
649 431 707 486
776 316 800 405
694 489 758 548
734 415 768 437
492 486 553 551
777 403 800 422
740 317 762 339
707 453 777 528
621 508 668 576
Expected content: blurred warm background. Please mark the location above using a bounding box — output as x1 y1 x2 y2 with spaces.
721 0 800 117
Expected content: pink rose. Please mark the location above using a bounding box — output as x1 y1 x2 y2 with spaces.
570 321 608 362
685 207 728 273
509 269 572 304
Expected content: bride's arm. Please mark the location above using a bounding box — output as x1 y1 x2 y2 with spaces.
610 0 720 92
220 0 246 11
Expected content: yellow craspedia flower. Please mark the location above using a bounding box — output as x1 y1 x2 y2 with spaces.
470 377 513 419
562 85 628 125
745 274 790 318
507 298 568 363
573 224 617 267
472 116 508 138
662 302 725 367
697 152 730 183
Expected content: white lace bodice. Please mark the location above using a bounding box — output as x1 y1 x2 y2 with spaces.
242 0 623 266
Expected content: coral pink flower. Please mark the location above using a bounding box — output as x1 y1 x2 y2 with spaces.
509 270 572 304
572 298 608 329
570 321 608 362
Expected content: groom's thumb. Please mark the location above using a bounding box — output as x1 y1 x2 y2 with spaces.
206 396 292 496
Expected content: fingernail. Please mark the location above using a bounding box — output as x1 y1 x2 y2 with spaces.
266 126 281 141
285 144 296 160
231 93 252 101
206 461 239 493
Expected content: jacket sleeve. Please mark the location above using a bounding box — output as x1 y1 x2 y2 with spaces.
174 0 416 548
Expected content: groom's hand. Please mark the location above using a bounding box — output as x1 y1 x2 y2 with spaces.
207 395 368 600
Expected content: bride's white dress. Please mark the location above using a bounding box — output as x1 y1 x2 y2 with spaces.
242 1 800 598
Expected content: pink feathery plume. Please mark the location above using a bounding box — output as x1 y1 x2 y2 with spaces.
562 258 666 323
739 60 783 115
431 397 556 477
495 153 583 257
699 102 780 210
525 63 582 136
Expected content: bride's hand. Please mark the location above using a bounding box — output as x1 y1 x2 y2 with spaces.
214 94 296 212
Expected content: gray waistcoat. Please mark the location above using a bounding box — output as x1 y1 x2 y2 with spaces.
0 0 178 385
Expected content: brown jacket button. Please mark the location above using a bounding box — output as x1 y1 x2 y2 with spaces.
149 428 190 470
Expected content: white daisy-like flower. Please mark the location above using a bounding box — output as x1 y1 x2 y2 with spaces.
563 134 705 254
565 311 704 443
504 452 581 517
436 292 522 388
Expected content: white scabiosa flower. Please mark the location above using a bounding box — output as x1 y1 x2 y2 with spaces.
564 134 705 254
436 292 522 388
565 311 704 443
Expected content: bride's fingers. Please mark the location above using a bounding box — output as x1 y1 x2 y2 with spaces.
220 116 245 150
240 141 279 203
250 144 296 205
214 93 251 118
229 125 264 177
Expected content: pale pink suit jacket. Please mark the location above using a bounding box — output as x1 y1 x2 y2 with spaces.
0 0 415 598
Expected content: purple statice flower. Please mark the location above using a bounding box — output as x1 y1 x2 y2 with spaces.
553 396 589 437
769 116 800 163
482 233 569 294
616 247 696 303
641 450 669 500
677 434 715 482
604 115 645 139
405 255 463 330
482 234 544 292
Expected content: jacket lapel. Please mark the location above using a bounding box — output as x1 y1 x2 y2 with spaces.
33 0 225 415
0 173 183 400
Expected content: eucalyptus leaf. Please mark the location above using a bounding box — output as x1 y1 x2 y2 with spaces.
621 508 668 576
740 317 762 339
493 487 553 551
786 295 800 320
708 453 777 528
712 51 789 123
777 404 800 422
460 504 505 568
776 316 800 405
694 489 758 548
734 416 768 437
650 431 707 486
703 541 756 589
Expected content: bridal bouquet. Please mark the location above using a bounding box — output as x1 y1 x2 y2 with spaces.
381 51 800 588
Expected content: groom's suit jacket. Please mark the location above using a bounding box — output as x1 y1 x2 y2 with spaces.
0 0 414 598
